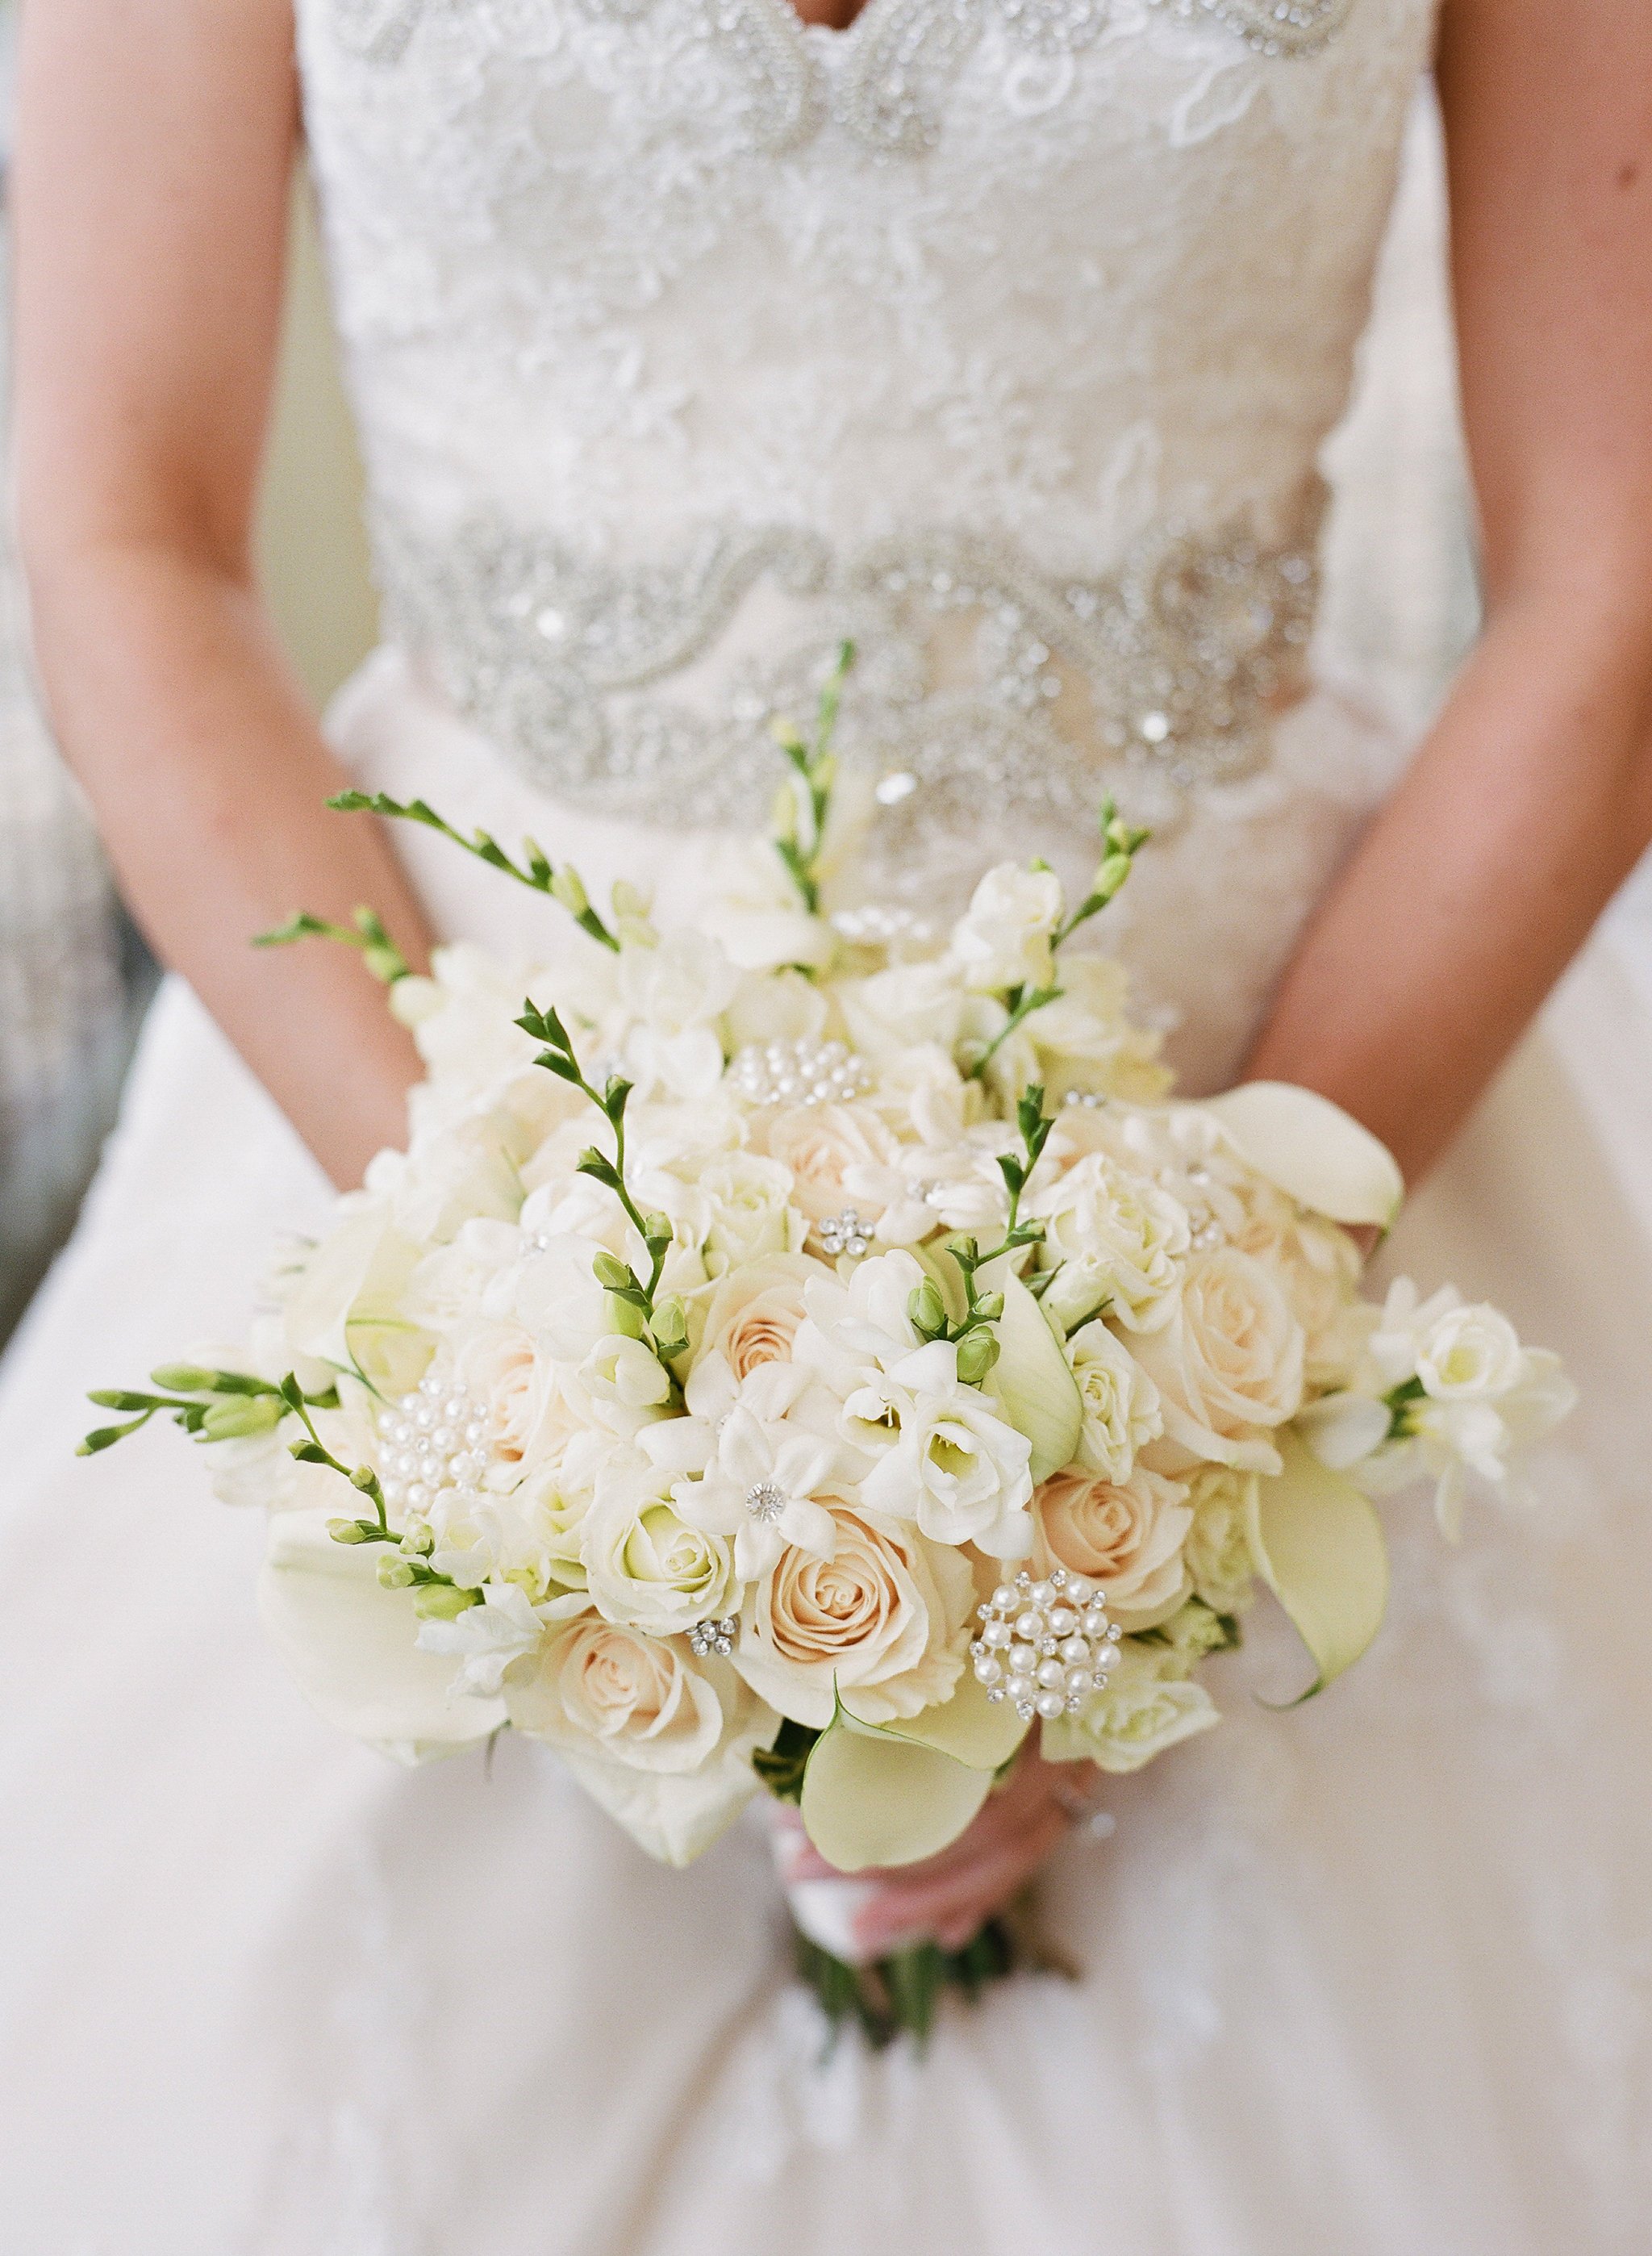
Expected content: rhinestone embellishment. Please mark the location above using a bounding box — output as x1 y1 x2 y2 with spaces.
819 1208 874 1259
382 499 1323 835
973 1566 1123 1719
745 1481 787 1524
688 1614 740 1657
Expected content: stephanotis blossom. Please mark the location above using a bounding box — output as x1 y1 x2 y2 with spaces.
670 1361 841 1581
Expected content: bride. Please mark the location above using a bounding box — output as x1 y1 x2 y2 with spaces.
5 0 1651 2246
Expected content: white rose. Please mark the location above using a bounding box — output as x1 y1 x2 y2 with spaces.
694 1151 807 1268
506 1623 776 1865
1032 1464 1192 1627
949 863 1064 995
1034 1153 1191 1334
582 1465 739 1636
735 1504 975 1728
452 1319 557 1476
1043 1642 1220 1774
1066 1320 1163 1481
1132 1247 1305 1472
761 1102 934 1247
857 1338 1036 1558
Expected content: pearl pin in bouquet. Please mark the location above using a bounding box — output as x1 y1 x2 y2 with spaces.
81 642 1572 2048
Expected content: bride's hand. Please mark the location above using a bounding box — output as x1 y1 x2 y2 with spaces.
770 1752 1099 1957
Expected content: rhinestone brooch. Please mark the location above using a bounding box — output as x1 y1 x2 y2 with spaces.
688 1615 739 1659
819 1207 873 1259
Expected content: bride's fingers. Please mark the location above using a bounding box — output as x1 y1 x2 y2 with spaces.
849 1808 1072 1954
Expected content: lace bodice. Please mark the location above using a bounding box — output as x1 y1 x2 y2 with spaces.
298 0 1440 1087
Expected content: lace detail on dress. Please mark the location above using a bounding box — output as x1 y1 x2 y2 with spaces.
380 494 1322 829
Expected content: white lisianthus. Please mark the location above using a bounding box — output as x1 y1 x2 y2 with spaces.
582 1464 740 1636
1032 1464 1192 1626
506 1623 777 1865
1034 1153 1191 1334
856 1339 1035 1558
1066 1319 1163 1481
949 862 1065 995
1130 1247 1304 1471
1042 1641 1220 1774
736 1503 975 1728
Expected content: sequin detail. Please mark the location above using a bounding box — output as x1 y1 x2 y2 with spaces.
379 495 1323 833
1145 0 1354 59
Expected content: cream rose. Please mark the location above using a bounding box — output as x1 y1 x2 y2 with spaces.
1033 1464 1193 1627
697 1252 830 1383
1066 1319 1163 1481
1132 1247 1305 1471
506 1623 776 1865
1232 1193 1365 1389
735 1504 976 1728
762 1102 909 1234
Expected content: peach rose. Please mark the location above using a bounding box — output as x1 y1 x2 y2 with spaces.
1033 1464 1192 1627
761 1102 910 1236
697 1253 832 1383
1131 1247 1305 1472
734 1504 975 1728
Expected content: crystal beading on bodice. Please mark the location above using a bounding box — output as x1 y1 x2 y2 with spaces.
298 0 1439 841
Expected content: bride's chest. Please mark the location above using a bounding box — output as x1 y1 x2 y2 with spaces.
302 0 1437 288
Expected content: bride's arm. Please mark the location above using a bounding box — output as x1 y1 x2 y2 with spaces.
13 0 432 1189
1244 0 1652 1183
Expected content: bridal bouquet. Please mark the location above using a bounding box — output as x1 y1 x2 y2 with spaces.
86 646 1572 2043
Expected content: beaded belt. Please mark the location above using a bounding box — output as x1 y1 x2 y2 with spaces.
375 490 1324 833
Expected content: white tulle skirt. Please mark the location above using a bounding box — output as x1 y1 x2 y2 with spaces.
3 657 1650 2254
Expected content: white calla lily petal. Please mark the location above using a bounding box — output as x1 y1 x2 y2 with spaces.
1203 1082 1404 1228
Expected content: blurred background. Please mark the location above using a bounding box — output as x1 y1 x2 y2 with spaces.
0 50 1514 1348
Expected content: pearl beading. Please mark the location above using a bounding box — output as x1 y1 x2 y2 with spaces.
724 1037 874 1108
972 1566 1123 1720
376 1366 492 1520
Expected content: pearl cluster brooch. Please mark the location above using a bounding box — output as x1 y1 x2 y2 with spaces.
725 1037 873 1109
971 1568 1123 1721
376 1366 491 1519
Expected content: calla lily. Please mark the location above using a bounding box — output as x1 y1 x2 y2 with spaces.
1203 1082 1404 1230
982 1268 1084 1483
798 1672 1028 1872
1248 1431 1390 1705
259 1510 507 1761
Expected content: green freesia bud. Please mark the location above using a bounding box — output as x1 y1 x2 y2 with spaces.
550 864 590 917
650 1296 689 1354
400 1523 436 1556
1093 850 1133 900
201 1395 285 1440
642 1210 674 1246
593 1251 633 1290
610 879 648 920
956 1329 1001 1386
411 1583 482 1621
974 1290 1005 1324
907 1280 947 1339
149 1364 219 1393
377 1557 415 1589
603 1289 647 1340
328 1518 372 1544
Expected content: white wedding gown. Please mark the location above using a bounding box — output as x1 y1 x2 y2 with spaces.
5 1 1652 2247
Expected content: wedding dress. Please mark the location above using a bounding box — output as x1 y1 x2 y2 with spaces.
4 1 1651 2247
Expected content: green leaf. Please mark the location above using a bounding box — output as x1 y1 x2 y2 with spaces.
981 1268 1083 1484
1248 1429 1390 1705
1202 1082 1404 1230
752 1717 821 1804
